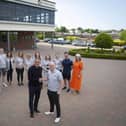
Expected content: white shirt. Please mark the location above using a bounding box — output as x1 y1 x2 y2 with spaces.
0 54 7 69
53 58 63 71
25 58 33 70
6 57 14 70
47 69 63 92
41 60 51 71
15 57 24 69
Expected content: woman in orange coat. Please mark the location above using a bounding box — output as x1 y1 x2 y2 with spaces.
70 54 84 94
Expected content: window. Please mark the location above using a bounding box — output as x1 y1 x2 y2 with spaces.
45 13 49 24
0 1 55 24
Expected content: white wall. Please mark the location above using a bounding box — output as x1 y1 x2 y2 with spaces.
0 21 55 32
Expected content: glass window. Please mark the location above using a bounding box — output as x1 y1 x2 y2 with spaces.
0 1 55 24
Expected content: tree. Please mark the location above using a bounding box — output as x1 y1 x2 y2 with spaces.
71 28 76 35
120 30 126 42
77 27 83 34
36 32 43 39
60 26 69 33
83 28 99 33
95 33 113 49
92 29 99 33
55 27 60 32
84 28 92 33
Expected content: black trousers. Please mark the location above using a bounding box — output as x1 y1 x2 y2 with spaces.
7 69 13 82
29 86 42 114
16 68 24 83
48 90 61 117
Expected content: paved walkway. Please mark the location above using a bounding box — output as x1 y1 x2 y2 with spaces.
0 43 126 126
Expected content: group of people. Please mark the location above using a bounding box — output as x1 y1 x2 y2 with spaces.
0 48 84 123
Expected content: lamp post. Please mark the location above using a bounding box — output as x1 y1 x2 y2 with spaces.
7 31 10 51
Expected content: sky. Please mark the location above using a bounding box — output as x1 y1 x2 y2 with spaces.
54 0 126 30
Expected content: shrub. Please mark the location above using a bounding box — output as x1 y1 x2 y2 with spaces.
36 32 43 39
95 33 113 49
69 49 126 60
120 30 126 42
65 36 79 42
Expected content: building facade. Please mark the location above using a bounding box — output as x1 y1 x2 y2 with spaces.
0 0 56 50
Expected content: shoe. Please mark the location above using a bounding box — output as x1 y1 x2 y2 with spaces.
9 82 12 85
30 113 34 118
62 86 67 90
54 117 61 123
76 90 80 94
44 111 54 115
66 88 70 92
18 83 20 86
34 110 41 113
21 83 24 86
2 83 8 88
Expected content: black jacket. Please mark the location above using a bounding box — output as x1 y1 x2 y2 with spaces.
28 65 42 87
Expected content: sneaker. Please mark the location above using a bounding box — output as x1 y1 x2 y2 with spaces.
34 110 41 113
76 90 80 94
54 117 61 123
21 83 24 86
2 83 8 88
66 88 70 92
62 86 67 90
30 113 34 118
44 111 54 115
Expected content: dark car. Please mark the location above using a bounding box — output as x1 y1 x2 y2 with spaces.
87 41 96 47
72 40 86 46
43 38 51 42
35 38 40 43
48 39 58 44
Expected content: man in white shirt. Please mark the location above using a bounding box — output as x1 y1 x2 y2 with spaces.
0 48 8 87
44 62 64 123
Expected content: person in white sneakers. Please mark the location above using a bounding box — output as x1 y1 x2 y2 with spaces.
0 48 8 87
45 62 64 123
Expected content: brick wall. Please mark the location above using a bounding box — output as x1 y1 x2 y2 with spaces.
0 31 34 50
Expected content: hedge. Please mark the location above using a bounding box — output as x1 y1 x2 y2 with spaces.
69 49 126 60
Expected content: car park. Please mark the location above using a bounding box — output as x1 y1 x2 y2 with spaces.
48 39 68 45
72 40 87 46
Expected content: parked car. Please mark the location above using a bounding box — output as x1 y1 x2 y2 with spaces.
87 41 96 47
48 39 68 45
64 40 71 44
35 38 40 43
72 40 87 46
43 38 51 42
123 45 126 50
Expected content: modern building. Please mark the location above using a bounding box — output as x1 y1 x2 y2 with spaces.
0 0 56 50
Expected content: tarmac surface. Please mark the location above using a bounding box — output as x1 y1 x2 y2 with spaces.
0 43 126 126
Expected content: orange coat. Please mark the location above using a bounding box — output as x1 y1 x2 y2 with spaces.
70 61 83 91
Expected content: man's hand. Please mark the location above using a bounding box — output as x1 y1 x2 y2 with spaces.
43 77 48 81
39 77 48 82
39 78 42 83
57 90 61 95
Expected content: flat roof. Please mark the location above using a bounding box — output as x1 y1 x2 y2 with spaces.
5 0 56 11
